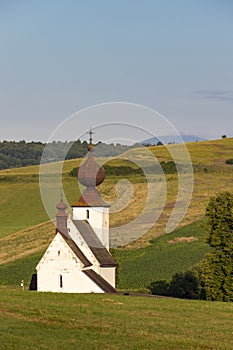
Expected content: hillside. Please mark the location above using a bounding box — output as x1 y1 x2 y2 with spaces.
0 289 233 350
0 137 233 289
0 221 210 289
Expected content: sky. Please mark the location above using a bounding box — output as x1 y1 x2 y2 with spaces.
0 0 233 143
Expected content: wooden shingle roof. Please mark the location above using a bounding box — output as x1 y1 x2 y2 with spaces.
72 220 117 267
58 231 92 268
83 269 116 293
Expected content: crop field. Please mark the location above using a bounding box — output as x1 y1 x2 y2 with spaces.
0 289 233 350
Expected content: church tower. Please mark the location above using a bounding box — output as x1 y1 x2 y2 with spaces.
36 131 116 293
72 130 110 249
56 193 68 235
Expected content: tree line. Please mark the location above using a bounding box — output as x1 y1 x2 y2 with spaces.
0 140 133 170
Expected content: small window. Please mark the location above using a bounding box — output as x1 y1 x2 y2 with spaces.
58 250 60 256
60 275 63 288
86 210 89 219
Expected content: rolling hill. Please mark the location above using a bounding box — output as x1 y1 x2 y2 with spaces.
143 134 205 145
0 137 233 289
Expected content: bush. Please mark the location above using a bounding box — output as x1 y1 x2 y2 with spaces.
226 159 233 165
69 161 178 177
169 271 201 300
149 271 203 300
149 280 170 296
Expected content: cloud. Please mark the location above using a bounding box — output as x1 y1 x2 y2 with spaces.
195 90 233 103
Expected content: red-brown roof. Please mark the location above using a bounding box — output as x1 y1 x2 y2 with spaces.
72 187 110 207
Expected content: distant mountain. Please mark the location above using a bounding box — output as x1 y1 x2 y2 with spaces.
142 135 206 145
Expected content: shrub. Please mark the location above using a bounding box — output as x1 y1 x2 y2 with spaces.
169 271 201 300
226 159 233 165
149 280 170 296
149 271 202 300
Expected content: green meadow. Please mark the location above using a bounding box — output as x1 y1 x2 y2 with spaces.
0 138 233 349
0 138 233 286
0 221 210 290
0 289 233 350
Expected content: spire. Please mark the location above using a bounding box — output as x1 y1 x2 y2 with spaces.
78 130 105 188
88 128 94 152
72 133 109 208
56 191 67 212
56 192 68 234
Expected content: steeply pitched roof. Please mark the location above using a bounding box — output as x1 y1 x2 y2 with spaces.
58 231 92 268
83 269 116 293
72 220 117 267
72 187 110 207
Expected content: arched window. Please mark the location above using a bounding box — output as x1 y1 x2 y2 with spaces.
86 210 89 219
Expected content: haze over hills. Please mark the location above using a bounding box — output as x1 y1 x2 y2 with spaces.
143 134 206 145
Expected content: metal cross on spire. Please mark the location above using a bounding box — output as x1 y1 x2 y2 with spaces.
88 127 95 152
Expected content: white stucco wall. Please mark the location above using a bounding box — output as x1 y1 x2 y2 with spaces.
100 267 116 288
36 233 104 293
38 268 104 293
72 207 109 249
66 219 99 268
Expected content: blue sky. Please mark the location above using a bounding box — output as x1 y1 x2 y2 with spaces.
0 0 233 142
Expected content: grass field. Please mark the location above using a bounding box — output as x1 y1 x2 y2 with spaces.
117 221 211 289
0 289 233 350
0 139 233 349
0 137 233 286
0 221 210 289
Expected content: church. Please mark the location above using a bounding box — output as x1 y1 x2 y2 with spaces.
36 134 117 293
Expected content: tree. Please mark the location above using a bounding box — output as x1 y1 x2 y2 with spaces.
196 192 233 301
205 192 233 249
222 135 227 139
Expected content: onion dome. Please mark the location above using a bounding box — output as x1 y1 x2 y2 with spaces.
73 130 109 208
56 193 68 217
78 152 105 187
56 199 67 212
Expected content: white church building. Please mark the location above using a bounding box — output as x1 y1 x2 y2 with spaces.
36 134 117 293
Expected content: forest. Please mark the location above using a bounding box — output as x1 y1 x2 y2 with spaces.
0 140 133 170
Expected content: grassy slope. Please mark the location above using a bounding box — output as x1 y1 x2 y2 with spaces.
0 138 233 287
0 221 210 289
0 252 43 286
117 221 211 289
0 289 233 350
149 137 233 165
